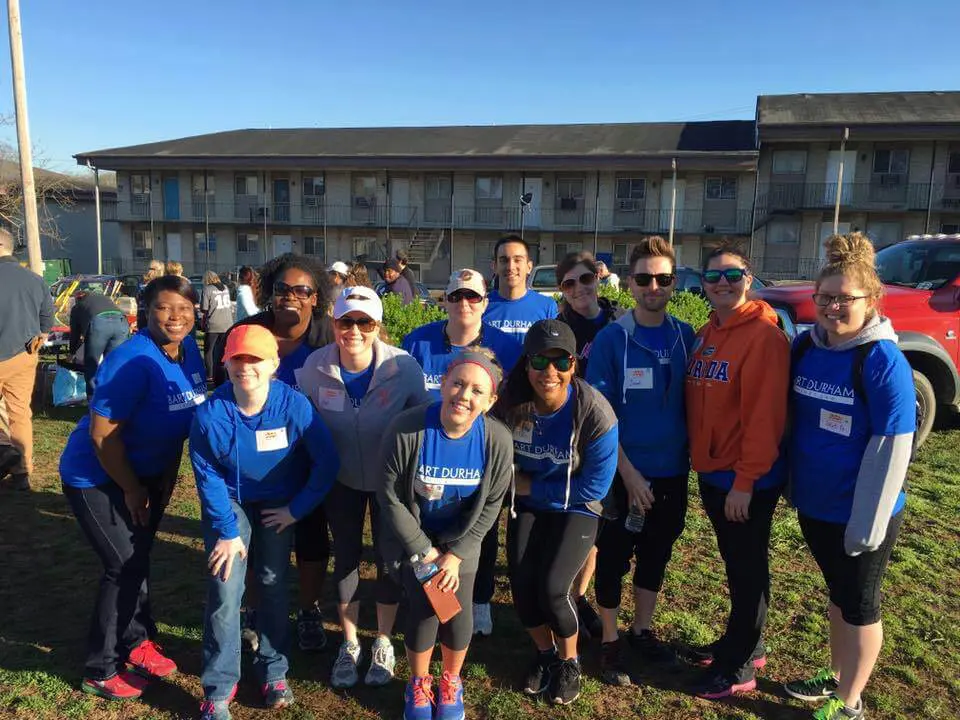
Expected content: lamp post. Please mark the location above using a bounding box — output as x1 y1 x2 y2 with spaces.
519 192 532 241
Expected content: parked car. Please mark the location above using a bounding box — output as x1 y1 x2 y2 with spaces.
754 233 960 448
374 280 437 307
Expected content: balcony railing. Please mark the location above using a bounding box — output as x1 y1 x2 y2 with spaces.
757 181 935 215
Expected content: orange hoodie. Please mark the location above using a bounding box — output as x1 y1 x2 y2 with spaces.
685 300 790 492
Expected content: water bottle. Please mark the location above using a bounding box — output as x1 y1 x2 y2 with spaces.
624 505 646 533
411 554 439 583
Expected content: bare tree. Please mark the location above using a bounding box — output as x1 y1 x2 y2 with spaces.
0 113 74 247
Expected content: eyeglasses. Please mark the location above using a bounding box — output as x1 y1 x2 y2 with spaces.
446 290 485 304
273 281 316 299
812 293 869 308
528 354 575 372
560 272 597 291
632 273 675 287
702 268 747 285
335 316 379 333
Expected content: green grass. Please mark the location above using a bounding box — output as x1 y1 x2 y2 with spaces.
1 406 959 718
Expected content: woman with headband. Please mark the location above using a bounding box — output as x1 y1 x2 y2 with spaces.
379 347 513 720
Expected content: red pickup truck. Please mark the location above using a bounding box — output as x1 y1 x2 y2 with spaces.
755 234 960 448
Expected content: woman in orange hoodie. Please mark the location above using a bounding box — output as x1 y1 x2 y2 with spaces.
684 243 790 700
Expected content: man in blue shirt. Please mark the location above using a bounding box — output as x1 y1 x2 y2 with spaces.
402 268 521 399
483 235 556 340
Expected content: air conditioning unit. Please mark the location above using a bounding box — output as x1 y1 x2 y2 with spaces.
880 174 902 187
560 197 578 211
354 196 373 208
617 199 639 211
304 196 322 207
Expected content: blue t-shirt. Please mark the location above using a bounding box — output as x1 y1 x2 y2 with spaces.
341 361 375 409
483 290 557 339
633 321 673 387
59 330 207 488
790 337 916 523
402 321 523 399
277 341 313 389
415 403 486 533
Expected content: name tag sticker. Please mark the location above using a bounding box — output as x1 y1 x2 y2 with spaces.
256 427 289 452
625 367 654 390
415 476 445 501
318 388 346 412
819 409 852 437
513 421 533 444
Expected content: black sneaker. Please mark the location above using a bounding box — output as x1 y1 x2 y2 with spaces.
600 639 631 686
626 628 677 665
296 602 327 651
547 658 581 706
522 649 557 696
683 639 767 670
9 473 30 491
575 596 602 641
0 446 20 480
241 609 259 654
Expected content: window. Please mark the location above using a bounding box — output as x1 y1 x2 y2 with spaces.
194 231 216 253
475 176 502 200
556 177 585 204
873 149 909 175
554 242 580 260
131 174 151 195
876 241 960 289
615 178 645 209
303 236 324 258
132 229 152 260
767 220 800 244
705 177 737 201
941 223 960 234
234 174 258 196
352 236 382 260
425 174 451 199
237 232 260 254
865 222 901 248
949 152 960 175
191 173 215 196
352 175 377 206
613 243 628 265
303 176 325 198
772 150 807 174
474 240 495 270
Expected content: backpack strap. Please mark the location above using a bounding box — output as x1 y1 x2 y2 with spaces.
790 330 815 375
850 341 878 406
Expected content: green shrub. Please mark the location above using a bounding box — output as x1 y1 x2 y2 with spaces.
380 292 446 344
598 283 712 330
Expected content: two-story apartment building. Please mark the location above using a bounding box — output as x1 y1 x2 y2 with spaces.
753 92 960 278
74 121 757 284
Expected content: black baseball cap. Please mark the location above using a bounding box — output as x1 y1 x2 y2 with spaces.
383 258 402 272
523 319 577 357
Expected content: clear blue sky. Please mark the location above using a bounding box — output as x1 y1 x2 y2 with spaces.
1 0 957 172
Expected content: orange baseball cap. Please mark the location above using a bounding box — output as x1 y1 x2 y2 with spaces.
223 325 279 362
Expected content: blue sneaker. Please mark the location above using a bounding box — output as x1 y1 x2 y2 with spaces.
403 675 434 720
436 671 465 720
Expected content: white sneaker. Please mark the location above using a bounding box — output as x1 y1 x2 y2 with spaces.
364 636 395 686
331 640 362 688
473 602 493 636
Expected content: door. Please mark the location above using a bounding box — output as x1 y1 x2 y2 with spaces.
166 232 182 262
390 178 411 224
272 235 292 258
523 178 542 228
163 177 180 220
273 178 290 222
659 179 686 231
819 222 851 260
824 151 857 206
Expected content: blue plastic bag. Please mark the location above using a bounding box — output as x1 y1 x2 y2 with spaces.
53 365 86 406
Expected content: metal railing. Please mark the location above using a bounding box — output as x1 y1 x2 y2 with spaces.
750 255 822 281
756 182 940 216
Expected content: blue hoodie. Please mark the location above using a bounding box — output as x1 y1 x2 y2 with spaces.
586 311 695 479
190 379 339 540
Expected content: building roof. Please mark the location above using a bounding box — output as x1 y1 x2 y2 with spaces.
758 91 960 127
74 121 757 171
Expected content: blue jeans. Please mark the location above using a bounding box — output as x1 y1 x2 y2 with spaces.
201 499 293 701
84 313 129 398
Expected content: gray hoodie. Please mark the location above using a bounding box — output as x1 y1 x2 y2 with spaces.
296 339 432 492
808 315 914 555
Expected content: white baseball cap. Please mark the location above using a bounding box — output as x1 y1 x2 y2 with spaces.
328 261 349 276
445 268 487 296
333 285 383 322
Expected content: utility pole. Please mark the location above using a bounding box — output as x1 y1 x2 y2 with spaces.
832 127 849 234
6 0 42 274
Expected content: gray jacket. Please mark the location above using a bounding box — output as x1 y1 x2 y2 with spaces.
377 406 514 574
296 339 431 492
201 284 234 334
0 256 53 362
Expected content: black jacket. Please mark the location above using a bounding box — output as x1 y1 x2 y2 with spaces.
558 297 619 377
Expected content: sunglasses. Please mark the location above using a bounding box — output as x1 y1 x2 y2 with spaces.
335 316 379 333
528 354 575 372
446 290 485 304
632 273 675 287
560 272 597 291
702 268 747 285
812 293 869 308
273 281 316 299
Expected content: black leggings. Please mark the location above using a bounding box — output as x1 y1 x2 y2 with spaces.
700 480 781 677
507 508 598 638
203 332 222 382
294 502 330 565
473 507 503 604
595 474 688 609
800 511 903 626
325 482 400 606
402 566 476 653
